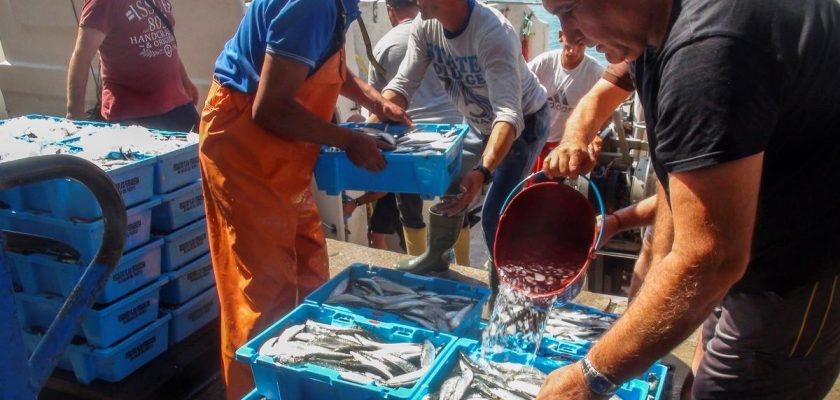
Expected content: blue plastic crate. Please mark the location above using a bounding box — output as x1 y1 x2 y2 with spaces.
161 285 219 346
305 264 490 339
0 185 25 210
413 338 649 400
314 123 469 199
17 156 156 221
236 303 457 400
156 218 208 272
0 198 160 262
15 277 167 348
538 337 670 400
22 315 172 384
154 141 200 194
26 114 198 196
160 252 214 304
151 180 205 232
6 238 163 304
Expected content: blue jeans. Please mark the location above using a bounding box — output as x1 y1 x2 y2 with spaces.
115 102 199 133
482 103 549 258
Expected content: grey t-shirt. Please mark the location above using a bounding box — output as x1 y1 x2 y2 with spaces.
384 1 547 137
369 21 462 124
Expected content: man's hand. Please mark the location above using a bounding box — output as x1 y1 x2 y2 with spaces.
345 134 393 172
342 199 357 216
437 169 483 216
537 363 602 400
373 98 413 127
542 136 598 180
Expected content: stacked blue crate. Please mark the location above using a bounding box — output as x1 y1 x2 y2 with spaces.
0 115 206 383
147 137 217 348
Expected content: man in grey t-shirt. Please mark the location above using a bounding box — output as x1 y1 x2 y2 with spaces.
352 0 469 263
382 0 549 290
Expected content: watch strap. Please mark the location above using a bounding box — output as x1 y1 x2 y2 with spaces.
472 165 493 184
581 356 619 396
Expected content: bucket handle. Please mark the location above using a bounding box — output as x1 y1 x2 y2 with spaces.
499 171 607 251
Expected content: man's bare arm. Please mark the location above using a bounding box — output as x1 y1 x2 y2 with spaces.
543 79 631 179
66 27 106 119
253 54 388 171
586 153 763 382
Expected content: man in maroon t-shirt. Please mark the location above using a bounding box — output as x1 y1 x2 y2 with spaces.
66 0 199 132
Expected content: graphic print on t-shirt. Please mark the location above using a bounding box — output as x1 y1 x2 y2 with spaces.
123 0 176 59
428 43 494 128
548 91 573 114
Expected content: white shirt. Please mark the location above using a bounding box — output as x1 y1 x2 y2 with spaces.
384 0 547 137
528 51 604 143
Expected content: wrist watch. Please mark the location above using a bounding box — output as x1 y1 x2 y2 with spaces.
472 164 493 184
580 356 619 396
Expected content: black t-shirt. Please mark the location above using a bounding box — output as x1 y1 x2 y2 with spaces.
633 0 840 293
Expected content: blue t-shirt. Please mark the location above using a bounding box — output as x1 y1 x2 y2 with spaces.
214 0 360 94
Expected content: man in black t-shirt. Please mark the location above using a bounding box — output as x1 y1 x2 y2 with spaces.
539 0 840 398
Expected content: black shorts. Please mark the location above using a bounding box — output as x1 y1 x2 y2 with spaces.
369 194 401 234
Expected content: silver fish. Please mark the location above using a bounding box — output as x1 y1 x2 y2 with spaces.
384 365 431 387
325 275 480 332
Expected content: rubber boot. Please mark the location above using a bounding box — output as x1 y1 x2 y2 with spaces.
397 210 464 275
402 226 427 256
453 227 470 266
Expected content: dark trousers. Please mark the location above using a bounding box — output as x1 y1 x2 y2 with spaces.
693 274 840 399
369 193 425 235
114 102 199 133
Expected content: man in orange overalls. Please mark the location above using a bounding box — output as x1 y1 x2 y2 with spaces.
200 1 411 397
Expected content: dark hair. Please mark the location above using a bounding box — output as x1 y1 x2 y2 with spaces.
386 0 417 10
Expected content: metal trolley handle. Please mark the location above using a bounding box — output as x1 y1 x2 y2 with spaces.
0 154 126 398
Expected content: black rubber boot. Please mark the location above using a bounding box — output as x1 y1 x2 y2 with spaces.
397 209 464 275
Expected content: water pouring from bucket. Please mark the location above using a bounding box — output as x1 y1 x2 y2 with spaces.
494 171 605 301
478 172 605 361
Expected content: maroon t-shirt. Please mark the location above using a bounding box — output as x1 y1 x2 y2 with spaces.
80 0 190 121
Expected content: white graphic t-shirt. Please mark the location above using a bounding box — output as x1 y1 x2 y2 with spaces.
528 52 604 143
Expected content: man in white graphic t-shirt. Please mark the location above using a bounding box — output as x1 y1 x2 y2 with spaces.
382 0 549 293
528 30 604 172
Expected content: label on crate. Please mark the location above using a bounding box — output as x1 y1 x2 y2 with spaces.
178 233 206 255
118 300 151 324
178 195 203 213
126 220 143 237
116 176 141 195
173 157 199 175
187 300 215 322
187 264 212 283
112 261 147 284
125 336 157 361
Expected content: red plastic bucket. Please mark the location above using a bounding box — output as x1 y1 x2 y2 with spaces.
493 173 604 299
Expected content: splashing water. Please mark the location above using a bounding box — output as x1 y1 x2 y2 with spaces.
480 283 558 364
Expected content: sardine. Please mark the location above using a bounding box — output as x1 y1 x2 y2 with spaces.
383 365 430 387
